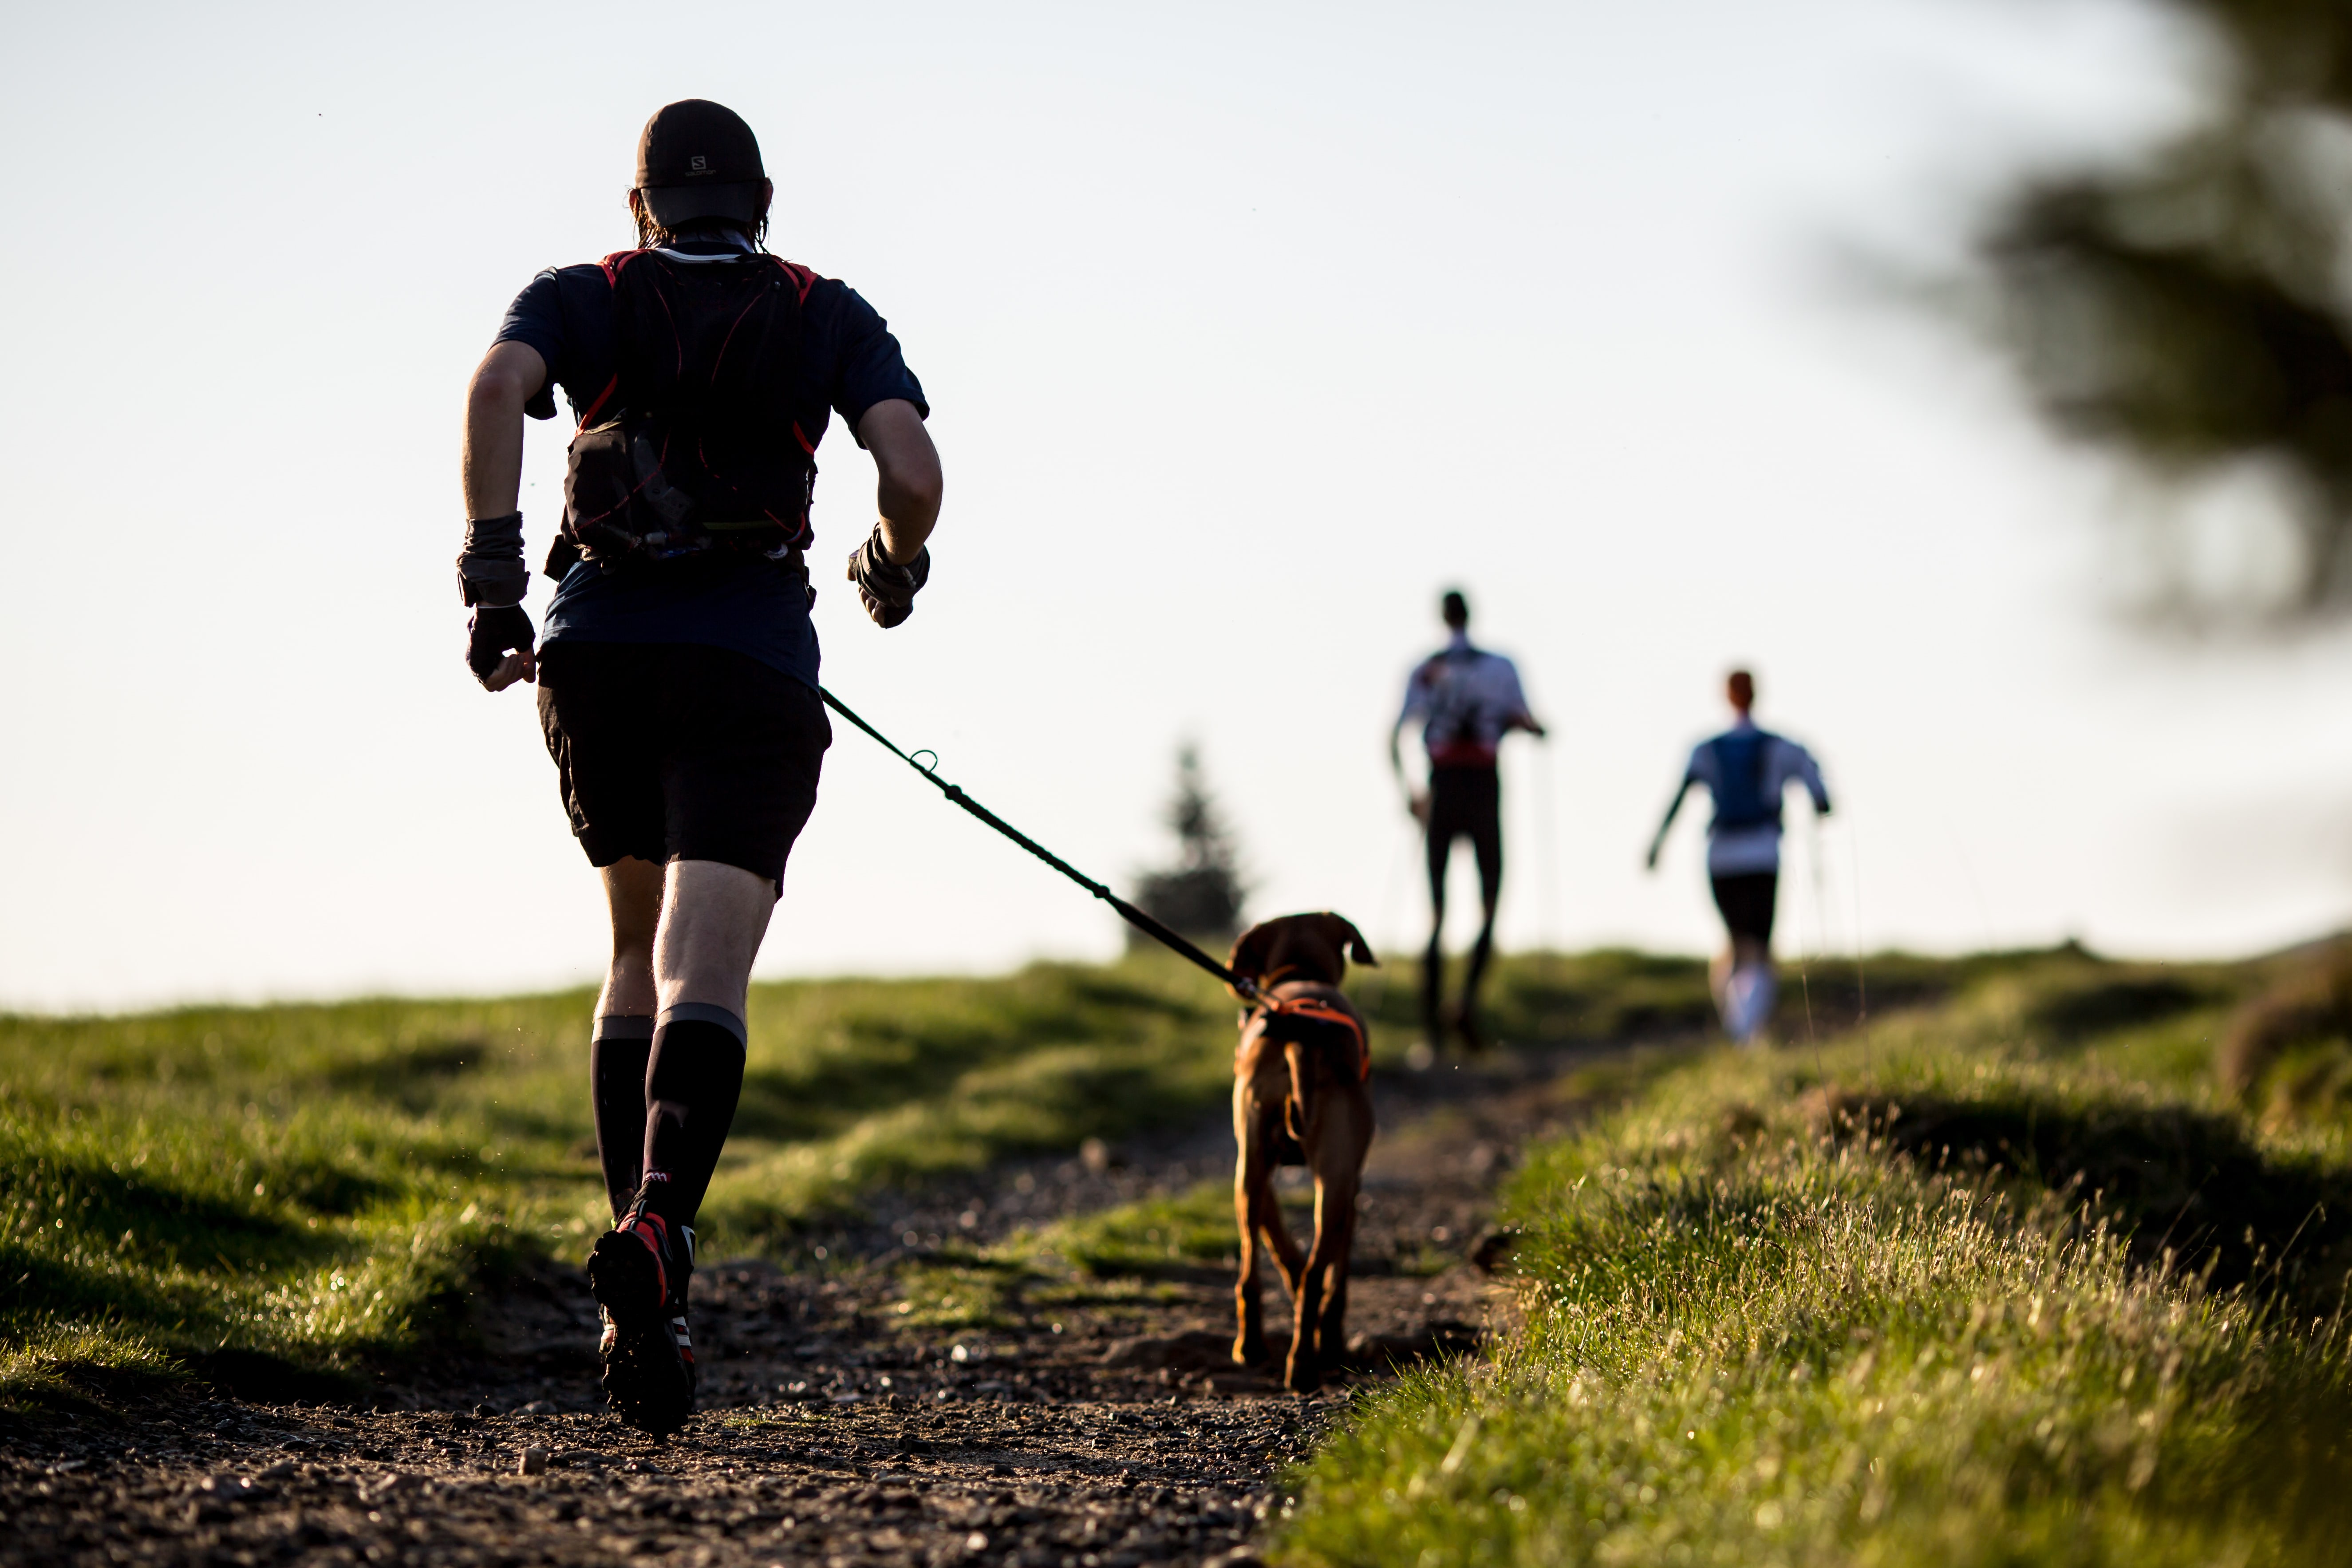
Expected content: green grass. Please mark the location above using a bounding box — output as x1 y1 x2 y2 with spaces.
1275 948 2352 1568
0 953 1247 1408
1353 948 1718 1055
706 959 1239 1242
0 992 581 1409
7 931 2282 1470
875 1181 1290 1331
1045 1180 1243 1279
0 940 1756 1408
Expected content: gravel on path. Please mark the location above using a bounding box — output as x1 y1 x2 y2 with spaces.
1 1039 1625 1568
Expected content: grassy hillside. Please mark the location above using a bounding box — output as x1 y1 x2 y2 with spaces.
1277 948 2352 1567
16 920 2328 1568
0 944 1735 1411
0 943 1743 1412
0 956 1258 1410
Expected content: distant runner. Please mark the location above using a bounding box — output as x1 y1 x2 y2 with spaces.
455 100 940 1431
1645 669 1831 1043
1390 590 1546 1054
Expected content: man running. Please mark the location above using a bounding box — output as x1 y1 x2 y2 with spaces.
1390 590 1545 1055
1645 670 1830 1044
455 99 940 1432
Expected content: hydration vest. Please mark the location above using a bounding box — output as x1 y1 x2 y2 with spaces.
1706 729 1783 833
560 248 820 569
1421 645 1506 766
1425 649 1478 755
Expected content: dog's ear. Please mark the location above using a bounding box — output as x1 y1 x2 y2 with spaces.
1314 912 1377 969
1227 920 1281 994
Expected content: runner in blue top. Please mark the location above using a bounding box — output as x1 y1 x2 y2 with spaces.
1390 590 1545 1054
1645 670 1831 1043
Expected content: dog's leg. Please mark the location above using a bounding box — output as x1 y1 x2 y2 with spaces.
1284 1091 1339 1393
1236 1093 1303 1365
1232 1081 1267 1367
1256 1134 1307 1299
1309 1168 1360 1376
1285 1223 1327 1394
1289 1074 1373 1393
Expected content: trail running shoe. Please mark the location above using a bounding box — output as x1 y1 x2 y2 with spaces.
588 1191 696 1434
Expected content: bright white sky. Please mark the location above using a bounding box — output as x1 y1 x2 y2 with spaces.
6 0 2349 1012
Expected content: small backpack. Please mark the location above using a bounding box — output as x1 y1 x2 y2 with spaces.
1422 645 1490 754
560 248 819 569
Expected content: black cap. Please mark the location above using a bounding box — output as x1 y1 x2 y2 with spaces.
635 99 766 226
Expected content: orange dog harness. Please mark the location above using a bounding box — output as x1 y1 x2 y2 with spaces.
1243 996 1370 1082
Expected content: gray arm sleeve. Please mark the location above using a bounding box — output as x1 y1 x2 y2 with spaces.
458 512 529 607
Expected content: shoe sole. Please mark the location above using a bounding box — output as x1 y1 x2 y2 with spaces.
587 1230 694 1436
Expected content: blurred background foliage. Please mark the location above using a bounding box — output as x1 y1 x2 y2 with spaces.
1976 0 2352 623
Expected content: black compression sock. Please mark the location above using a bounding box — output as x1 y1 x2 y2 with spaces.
639 1007 747 1231
591 1017 655 1222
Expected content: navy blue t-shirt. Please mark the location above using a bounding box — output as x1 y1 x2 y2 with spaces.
492 234 927 690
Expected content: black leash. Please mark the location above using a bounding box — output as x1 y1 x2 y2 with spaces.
818 687 1265 1003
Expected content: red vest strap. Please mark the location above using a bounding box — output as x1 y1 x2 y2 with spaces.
598 248 655 288
575 375 620 434
769 256 817 304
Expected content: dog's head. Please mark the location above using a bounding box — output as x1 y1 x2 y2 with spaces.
1227 912 1378 995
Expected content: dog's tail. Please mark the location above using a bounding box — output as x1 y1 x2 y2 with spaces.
1283 1037 1314 1145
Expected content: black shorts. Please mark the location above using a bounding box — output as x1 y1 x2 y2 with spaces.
536 641 830 887
1426 765 1503 901
1710 871 1778 944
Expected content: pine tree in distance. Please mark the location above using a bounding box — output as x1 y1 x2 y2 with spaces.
1131 744 1247 947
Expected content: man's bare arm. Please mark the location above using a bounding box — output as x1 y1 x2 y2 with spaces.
1388 723 1431 824
460 342 549 691
462 342 548 522
858 399 942 565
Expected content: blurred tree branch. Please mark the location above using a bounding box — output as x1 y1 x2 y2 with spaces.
1978 0 2352 622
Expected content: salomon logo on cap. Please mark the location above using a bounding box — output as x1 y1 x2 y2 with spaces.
635 99 764 225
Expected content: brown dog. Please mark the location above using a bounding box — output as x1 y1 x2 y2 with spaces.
1227 912 1377 1391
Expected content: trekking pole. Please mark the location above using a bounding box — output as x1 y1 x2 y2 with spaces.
1797 808 1824 1058
1533 739 1560 955
1843 812 1868 1029
818 687 1267 1004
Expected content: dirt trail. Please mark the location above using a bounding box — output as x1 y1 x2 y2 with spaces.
1 1041 1618 1568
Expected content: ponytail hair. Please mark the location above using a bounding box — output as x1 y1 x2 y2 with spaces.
628 189 770 251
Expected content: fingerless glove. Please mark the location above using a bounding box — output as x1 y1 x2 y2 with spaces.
467 604 536 682
845 525 931 629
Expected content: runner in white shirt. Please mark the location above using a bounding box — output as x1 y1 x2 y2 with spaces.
1644 669 1831 1043
1390 590 1545 1054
